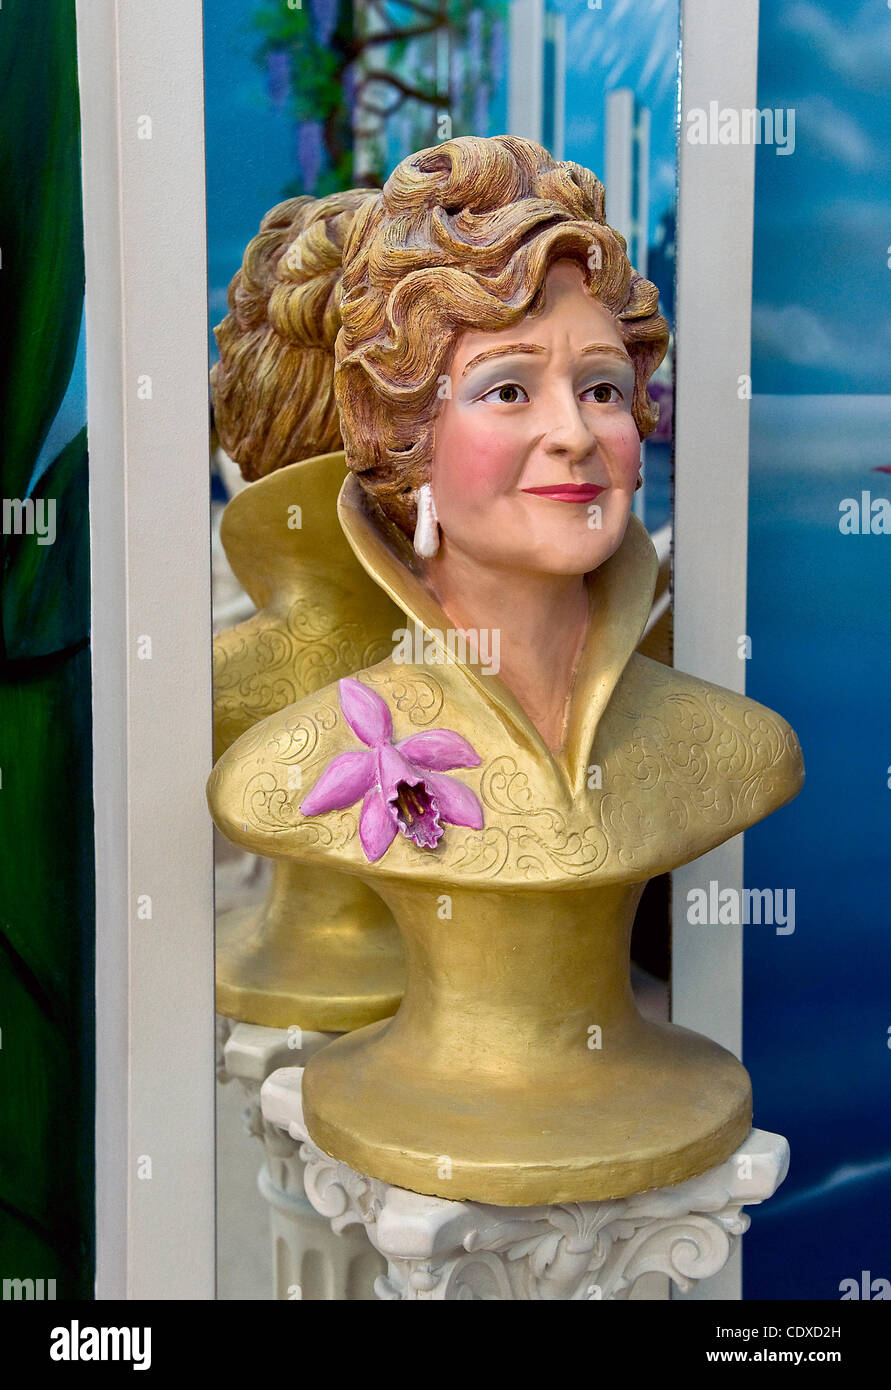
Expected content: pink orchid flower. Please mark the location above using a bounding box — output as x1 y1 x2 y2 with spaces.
300 677 484 862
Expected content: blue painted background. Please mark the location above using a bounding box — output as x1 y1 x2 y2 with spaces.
743 2 891 1299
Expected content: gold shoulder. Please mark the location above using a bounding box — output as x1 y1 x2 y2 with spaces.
611 654 805 845
212 612 298 761
207 679 366 866
212 599 396 761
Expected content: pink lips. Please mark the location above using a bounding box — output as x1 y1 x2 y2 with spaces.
522 483 606 504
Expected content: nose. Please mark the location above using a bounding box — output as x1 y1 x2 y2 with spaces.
541 389 597 465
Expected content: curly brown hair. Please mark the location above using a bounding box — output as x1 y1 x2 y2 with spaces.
334 136 670 535
211 189 378 480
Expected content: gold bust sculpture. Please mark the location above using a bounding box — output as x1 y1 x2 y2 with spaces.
211 191 405 1031
208 137 804 1203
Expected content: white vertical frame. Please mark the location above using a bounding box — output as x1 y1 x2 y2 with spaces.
508 0 545 142
635 105 650 278
672 0 760 1300
77 0 215 1298
605 91 650 276
547 10 567 160
604 88 635 244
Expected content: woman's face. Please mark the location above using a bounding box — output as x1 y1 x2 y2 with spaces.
430 260 641 578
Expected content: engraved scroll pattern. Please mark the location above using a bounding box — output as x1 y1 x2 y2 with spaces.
446 756 609 880
239 701 356 848
443 689 800 881
234 677 447 849
601 687 801 871
228 675 800 881
214 593 393 753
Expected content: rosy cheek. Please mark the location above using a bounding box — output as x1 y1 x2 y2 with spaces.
436 411 519 502
608 418 642 484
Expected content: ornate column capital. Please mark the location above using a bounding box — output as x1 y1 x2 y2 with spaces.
261 1066 789 1301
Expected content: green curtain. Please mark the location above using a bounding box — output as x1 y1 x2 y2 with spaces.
0 0 94 1299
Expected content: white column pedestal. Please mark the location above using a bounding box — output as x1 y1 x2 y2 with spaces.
218 1020 386 1300
262 1065 789 1302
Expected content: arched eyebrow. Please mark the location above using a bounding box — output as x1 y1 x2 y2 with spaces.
460 342 632 376
579 344 634 366
461 344 545 376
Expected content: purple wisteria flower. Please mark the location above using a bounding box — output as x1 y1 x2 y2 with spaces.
300 678 484 862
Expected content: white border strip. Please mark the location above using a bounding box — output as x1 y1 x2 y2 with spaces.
508 0 545 143
78 0 215 1299
672 0 760 1301
76 0 127 1300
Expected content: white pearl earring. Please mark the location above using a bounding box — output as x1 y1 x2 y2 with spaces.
413 483 440 558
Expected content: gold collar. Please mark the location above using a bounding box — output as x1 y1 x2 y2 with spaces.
221 451 356 608
337 475 659 798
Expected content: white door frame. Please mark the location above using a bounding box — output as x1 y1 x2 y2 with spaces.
672 0 761 1301
77 0 215 1299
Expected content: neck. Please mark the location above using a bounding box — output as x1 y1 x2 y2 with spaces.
423 541 590 752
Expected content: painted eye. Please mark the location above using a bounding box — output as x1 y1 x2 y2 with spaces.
582 383 622 404
480 383 529 404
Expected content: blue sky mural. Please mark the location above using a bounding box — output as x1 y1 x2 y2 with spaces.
204 0 296 343
752 2 891 396
744 0 891 1300
557 0 678 231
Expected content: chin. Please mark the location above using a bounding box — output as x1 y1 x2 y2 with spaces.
518 537 622 577
525 514 630 576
